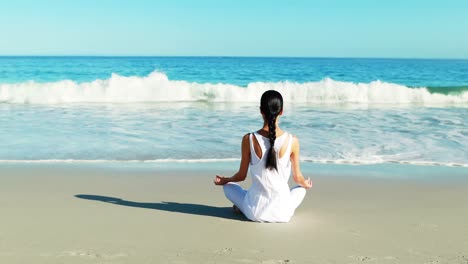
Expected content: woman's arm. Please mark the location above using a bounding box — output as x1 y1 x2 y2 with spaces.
290 136 312 189
214 134 250 185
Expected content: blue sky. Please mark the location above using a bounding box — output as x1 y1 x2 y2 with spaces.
1 0 467 58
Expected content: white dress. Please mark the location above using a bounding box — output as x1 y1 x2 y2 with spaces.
223 131 306 223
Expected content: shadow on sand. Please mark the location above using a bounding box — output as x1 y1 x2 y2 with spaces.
75 194 247 221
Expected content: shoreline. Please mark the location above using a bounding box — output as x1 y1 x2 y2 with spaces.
1 163 467 263
1 161 466 179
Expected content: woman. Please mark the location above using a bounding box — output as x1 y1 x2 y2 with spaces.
214 90 312 223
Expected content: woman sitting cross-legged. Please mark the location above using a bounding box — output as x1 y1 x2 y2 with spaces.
214 90 312 223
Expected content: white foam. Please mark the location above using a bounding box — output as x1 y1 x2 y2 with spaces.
0 158 466 167
301 158 468 167
1 71 467 104
0 158 240 164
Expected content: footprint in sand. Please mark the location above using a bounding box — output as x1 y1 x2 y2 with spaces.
415 222 439 232
214 247 233 254
58 250 101 259
348 255 375 262
58 250 127 259
260 259 291 264
232 258 291 264
424 257 441 264
236 259 257 263
458 255 468 263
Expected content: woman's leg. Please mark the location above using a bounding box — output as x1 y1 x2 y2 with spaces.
290 186 307 210
223 183 247 212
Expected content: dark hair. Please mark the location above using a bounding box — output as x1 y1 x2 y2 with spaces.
260 90 283 171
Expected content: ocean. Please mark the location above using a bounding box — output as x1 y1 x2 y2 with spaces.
0 57 467 167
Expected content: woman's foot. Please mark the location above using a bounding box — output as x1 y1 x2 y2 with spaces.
233 205 242 214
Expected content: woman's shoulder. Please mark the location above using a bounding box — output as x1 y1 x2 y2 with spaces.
290 134 300 151
242 133 251 142
283 132 300 148
243 131 297 141
283 131 298 140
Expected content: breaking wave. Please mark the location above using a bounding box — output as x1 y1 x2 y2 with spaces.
1 71 467 105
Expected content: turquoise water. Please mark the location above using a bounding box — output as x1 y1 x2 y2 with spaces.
0 57 467 167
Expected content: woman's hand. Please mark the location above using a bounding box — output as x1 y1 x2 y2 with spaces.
303 177 313 189
214 175 230 185
213 134 250 186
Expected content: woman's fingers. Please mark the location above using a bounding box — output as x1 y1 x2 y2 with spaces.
303 177 312 189
214 175 224 185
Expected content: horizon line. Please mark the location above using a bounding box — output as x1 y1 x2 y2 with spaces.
0 55 467 60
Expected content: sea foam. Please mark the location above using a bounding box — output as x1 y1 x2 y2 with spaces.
0 158 465 167
1 71 467 104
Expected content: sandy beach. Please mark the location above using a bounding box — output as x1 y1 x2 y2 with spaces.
1 0 467 263
0 163 466 263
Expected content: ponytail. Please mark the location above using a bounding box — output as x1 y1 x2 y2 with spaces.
260 90 283 171
266 114 278 170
